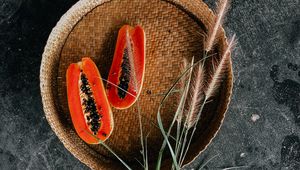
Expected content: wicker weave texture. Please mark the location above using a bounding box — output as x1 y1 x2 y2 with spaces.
40 0 233 169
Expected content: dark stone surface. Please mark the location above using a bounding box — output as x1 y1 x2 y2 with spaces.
0 0 299 169
0 0 87 169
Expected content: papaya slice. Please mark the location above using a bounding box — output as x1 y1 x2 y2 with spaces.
107 25 145 109
66 57 113 144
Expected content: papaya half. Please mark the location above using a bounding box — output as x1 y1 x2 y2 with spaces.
107 25 145 109
66 57 114 144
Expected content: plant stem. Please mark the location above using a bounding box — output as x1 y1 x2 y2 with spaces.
172 122 181 170
140 113 177 141
180 96 208 164
136 101 147 170
179 52 211 165
222 166 249 170
134 158 144 169
174 121 182 159
82 129 132 170
157 110 180 170
175 123 186 160
156 57 196 170
100 141 132 170
198 153 220 170
178 127 189 166
101 78 136 98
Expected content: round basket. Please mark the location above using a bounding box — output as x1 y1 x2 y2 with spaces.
40 0 233 169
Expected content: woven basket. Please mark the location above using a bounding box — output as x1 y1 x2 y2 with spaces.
40 0 233 169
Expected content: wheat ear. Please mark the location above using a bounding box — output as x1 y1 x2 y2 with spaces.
186 63 205 129
205 0 230 52
179 35 236 166
205 34 236 99
176 57 191 123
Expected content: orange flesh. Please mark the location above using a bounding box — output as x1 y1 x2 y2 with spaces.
107 25 145 109
67 57 113 144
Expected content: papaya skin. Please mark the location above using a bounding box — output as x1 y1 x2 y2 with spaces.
107 25 146 109
67 57 114 144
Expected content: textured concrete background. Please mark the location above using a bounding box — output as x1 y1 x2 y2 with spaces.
0 0 299 169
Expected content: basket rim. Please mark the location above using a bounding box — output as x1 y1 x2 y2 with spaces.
40 0 233 169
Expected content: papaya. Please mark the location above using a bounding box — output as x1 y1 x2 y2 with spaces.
107 25 145 109
66 57 113 144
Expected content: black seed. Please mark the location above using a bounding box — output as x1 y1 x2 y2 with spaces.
85 105 91 112
80 85 86 91
118 47 131 99
91 126 97 132
94 114 100 120
91 106 96 112
94 124 99 129
81 79 88 86
80 73 101 132
90 114 99 120
87 98 94 105
86 90 92 95
82 98 87 105
82 77 87 81
90 124 96 128
118 91 126 99
91 119 99 124
102 132 107 137
90 121 100 135
90 110 96 115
